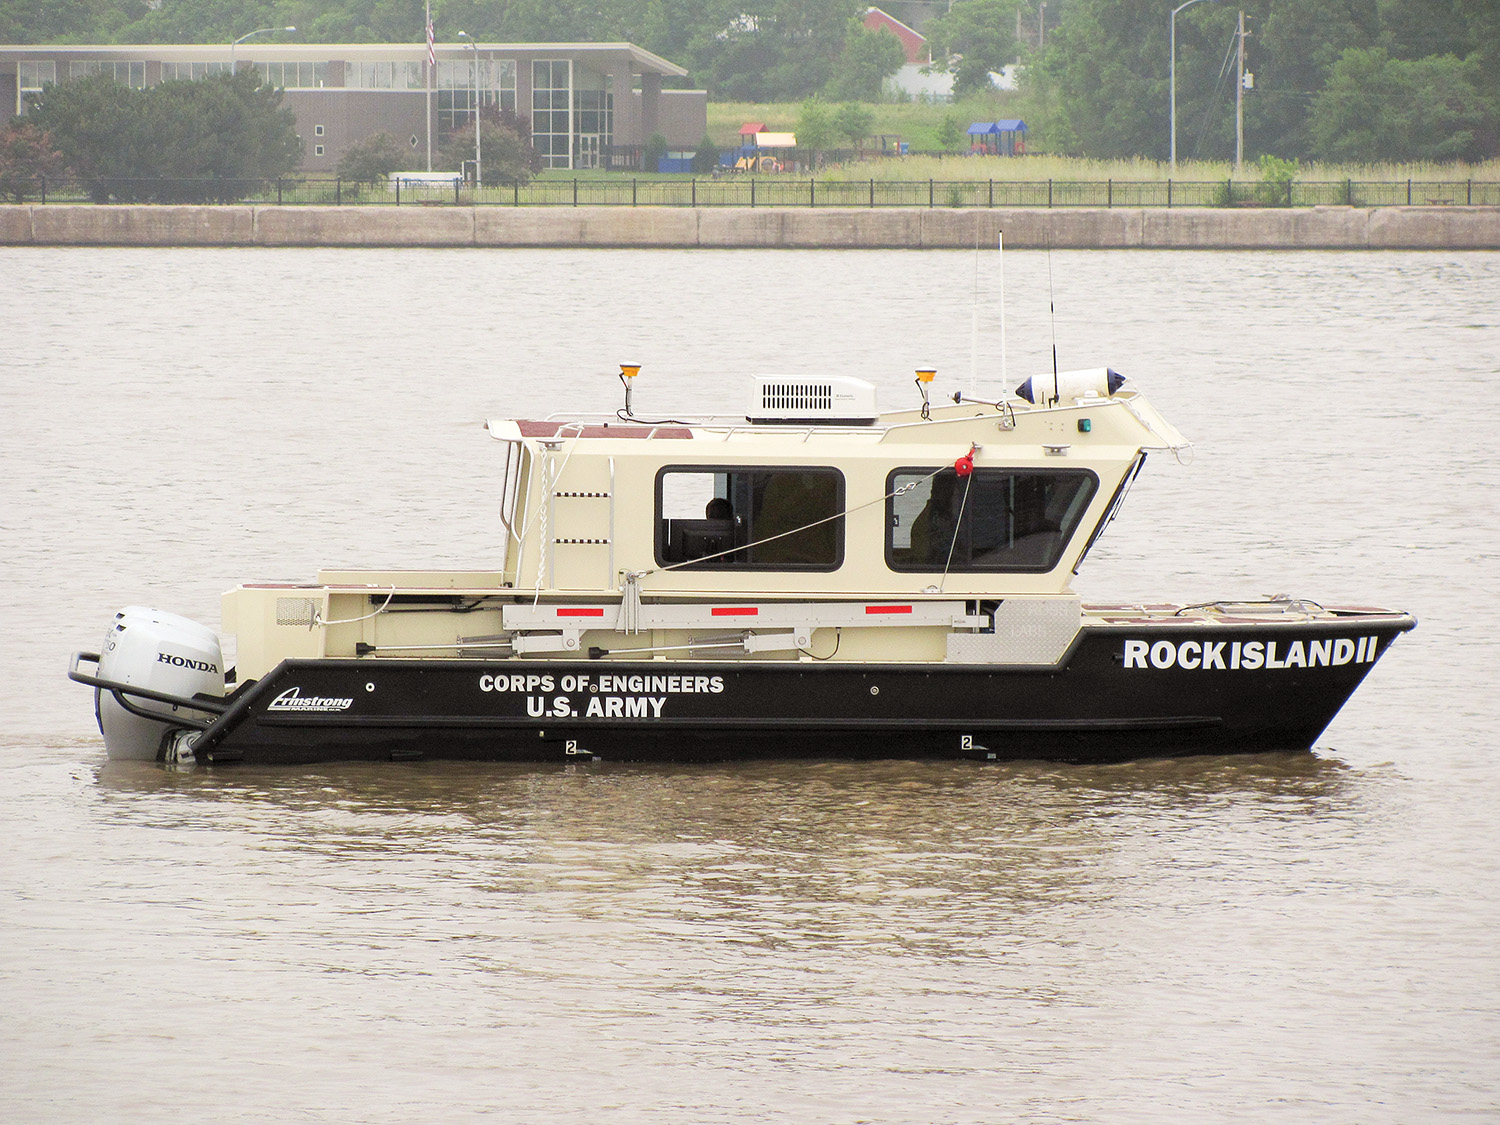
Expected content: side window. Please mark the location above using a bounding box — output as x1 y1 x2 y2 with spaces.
656 467 844 570
887 467 1097 572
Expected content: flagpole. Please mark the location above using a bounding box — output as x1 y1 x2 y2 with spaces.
425 0 433 171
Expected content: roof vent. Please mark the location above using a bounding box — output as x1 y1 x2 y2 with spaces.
748 376 879 425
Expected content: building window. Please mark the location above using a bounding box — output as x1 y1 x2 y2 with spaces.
347 60 423 90
255 60 328 89
886 467 1098 572
314 124 324 136
573 87 612 166
18 60 56 92
314 144 324 156
531 59 572 169
656 466 844 571
67 60 147 87
160 61 234 82
436 57 516 132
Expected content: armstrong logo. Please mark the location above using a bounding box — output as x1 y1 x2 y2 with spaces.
266 686 354 713
156 652 219 673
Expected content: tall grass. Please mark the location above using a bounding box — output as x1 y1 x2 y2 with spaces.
707 94 1033 151
816 153 1500 183
705 101 1500 183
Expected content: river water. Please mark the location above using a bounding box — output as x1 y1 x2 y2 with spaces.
2 246 1497 1122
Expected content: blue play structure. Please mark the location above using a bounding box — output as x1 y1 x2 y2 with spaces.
966 120 1028 156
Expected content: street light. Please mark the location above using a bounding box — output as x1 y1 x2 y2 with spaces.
1169 0 1216 170
231 26 295 74
457 31 482 189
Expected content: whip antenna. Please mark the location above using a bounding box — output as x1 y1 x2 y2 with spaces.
998 230 1007 393
970 229 980 397
1046 236 1059 406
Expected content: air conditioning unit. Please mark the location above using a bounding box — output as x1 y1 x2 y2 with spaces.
748 376 880 425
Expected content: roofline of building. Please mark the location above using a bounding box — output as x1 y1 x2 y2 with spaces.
864 7 926 42
0 41 690 77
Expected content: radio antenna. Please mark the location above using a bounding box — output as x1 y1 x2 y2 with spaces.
1046 235 1059 406
969 228 982 397
998 230 1007 393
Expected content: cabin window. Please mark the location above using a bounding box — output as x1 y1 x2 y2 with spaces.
656 466 844 570
886 467 1097 572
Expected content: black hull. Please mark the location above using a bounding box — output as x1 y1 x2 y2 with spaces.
185 618 1415 766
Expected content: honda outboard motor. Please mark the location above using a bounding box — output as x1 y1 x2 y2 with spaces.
94 607 225 760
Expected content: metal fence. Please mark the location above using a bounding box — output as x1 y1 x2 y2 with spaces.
4 176 1497 208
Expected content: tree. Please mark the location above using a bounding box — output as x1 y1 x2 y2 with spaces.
795 98 835 162
1307 47 1491 163
1023 0 1192 159
925 0 1021 98
824 18 905 101
336 130 407 186
692 0 865 101
832 102 875 152
27 69 301 202
691 133 720 173
0 121 68 201
936 113 966 151
438 108 540 184
644 131 669 170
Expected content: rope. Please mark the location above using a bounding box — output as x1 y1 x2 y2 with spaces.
316 586 396 626
636 463 951 580
937 471 975 593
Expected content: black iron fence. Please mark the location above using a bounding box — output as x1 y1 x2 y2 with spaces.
3 175 1497 208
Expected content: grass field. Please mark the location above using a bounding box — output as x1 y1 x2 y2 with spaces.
707 94 1034 152
689 100 1500 184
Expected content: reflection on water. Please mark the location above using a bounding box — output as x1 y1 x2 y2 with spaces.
91 754 1359 959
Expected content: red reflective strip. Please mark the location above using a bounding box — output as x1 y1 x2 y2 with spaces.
711 607 758 617
865 605 913 615
556 608 606 617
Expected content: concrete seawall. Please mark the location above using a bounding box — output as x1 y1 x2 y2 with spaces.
3 203 1498 249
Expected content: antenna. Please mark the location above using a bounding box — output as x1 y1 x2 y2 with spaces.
969 229 980 398
1046 237 1060 406
997 231 1007 393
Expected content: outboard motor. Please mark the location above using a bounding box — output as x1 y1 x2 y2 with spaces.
92 607 225 761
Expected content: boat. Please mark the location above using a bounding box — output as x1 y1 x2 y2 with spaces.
70 364 1415 766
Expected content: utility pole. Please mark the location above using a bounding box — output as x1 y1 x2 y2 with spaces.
1235 10 1246 172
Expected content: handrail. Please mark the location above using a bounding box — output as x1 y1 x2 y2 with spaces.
68 650 230 716
6 175 1494 209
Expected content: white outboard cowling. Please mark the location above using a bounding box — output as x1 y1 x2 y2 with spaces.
95 607 225 761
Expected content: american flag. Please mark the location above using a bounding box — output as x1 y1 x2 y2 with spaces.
425 4 436 70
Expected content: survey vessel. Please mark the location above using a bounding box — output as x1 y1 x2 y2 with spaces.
70 365 1415 765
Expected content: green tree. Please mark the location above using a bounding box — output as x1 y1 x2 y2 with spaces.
1307 46 1491 162
936 113 966 151
336 130 407 185
437 108 540 183
0 121 69 201
26 69 301 202
691 133 719 173
693 0 864 101
794 97 835 161
643 130 669 170
1025 0 1255 159
925 0 1021 98
824 18 905 101
832 101 875 151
